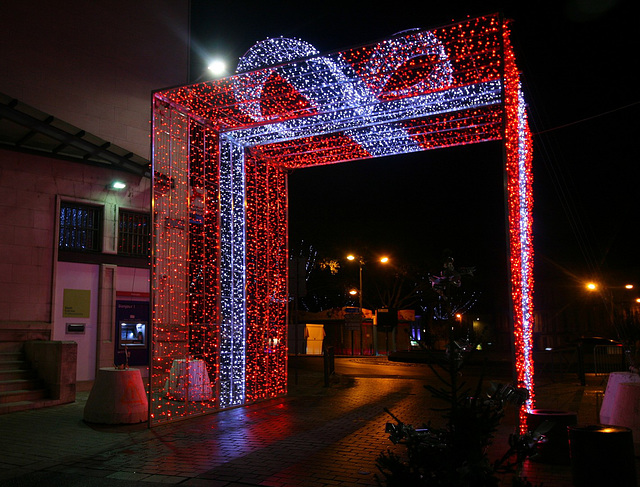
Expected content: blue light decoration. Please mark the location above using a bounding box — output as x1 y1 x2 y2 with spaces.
150 14 534 428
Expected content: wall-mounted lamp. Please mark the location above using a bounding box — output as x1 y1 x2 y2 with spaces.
108 181 126 190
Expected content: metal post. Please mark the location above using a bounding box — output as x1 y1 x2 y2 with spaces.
577 343 586 386
351 330 354 355
359 262 363 356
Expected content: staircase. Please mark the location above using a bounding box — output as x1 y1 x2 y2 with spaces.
0 342 50 414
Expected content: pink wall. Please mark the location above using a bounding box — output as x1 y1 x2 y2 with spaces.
0 150 151 325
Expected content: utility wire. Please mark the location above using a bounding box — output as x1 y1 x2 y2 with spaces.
534 101 640 136
518 79 632 276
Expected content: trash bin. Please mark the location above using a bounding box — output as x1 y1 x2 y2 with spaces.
569 424 637 487
527 409 577 464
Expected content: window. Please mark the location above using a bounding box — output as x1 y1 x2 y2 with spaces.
118 210 150 257
59 202 102 252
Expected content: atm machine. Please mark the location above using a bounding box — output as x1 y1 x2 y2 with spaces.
114 300 149 366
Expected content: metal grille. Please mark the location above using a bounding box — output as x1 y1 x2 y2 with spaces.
59 202 102 252
594 345 627 376
118 210 150 257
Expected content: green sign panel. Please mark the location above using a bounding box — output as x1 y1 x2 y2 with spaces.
63 289 91 318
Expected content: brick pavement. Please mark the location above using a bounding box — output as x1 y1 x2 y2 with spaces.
0 358 639 486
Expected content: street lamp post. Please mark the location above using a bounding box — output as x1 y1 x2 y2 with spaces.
347 254 389 356
585 279 639 343
357 259 363 355
347 255 364 355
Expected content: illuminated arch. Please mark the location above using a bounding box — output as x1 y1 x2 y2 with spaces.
151 13 534 427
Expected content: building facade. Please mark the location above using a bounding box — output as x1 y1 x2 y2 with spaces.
0 0 189 384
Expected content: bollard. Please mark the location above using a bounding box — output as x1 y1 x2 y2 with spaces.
323 346 335 387
84 367 148 424
569 425 637 487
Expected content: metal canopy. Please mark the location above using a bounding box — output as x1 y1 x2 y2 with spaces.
0 92 150 177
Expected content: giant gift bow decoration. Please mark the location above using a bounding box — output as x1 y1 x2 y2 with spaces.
151 14 534 428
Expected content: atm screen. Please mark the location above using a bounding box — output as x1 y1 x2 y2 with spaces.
119 321 147 347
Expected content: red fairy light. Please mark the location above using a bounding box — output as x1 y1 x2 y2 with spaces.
151 14 534 428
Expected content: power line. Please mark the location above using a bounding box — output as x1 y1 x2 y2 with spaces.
534 101 640 135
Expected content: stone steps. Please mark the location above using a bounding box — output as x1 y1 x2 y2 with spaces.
0 342 51 414
0 368 33 381
0 359 29 371
0 387 49 404
0 378 43 392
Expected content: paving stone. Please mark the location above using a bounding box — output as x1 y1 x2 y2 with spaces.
140 474 189 483
106 471 151 481
1 360 639 486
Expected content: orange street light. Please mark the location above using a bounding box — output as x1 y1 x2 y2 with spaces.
346 253 389 356
586 282 598 291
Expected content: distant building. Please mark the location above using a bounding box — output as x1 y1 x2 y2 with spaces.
0 0 189 393
292 308 416 355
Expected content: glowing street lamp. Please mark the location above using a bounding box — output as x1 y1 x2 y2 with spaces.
586 282 598 291
346 254 391 311
207 59 227 77
582 279 640 349
585 281 638 293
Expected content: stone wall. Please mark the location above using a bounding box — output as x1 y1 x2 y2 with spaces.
24 340 77 403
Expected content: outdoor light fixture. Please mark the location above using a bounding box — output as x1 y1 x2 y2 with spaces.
586 282 598 291
108 181 126 190
207 59 226 77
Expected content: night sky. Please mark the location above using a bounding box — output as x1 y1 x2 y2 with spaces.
189 0 639 308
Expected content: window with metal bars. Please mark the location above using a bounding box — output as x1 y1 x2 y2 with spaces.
59 202 103 252
118 210 150 257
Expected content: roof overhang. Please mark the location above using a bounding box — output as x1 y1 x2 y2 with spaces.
0 92 150 177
